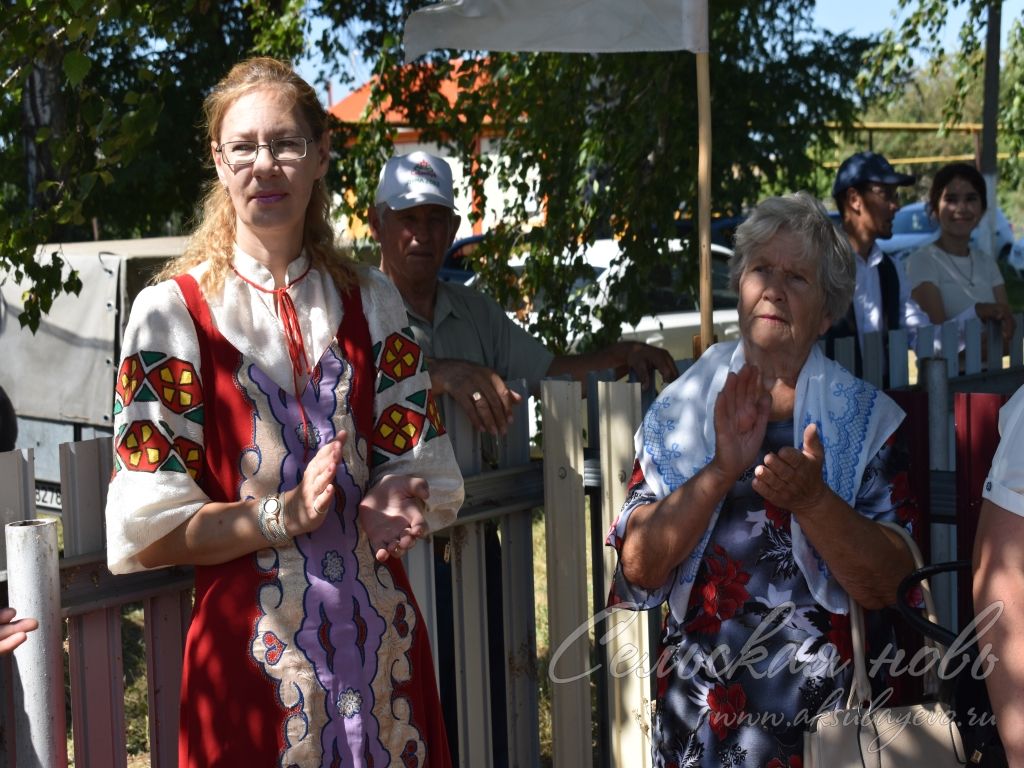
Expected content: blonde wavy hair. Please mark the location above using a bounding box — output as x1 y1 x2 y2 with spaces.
156 57 357 295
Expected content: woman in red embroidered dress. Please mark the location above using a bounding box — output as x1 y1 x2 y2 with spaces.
105 57 463 768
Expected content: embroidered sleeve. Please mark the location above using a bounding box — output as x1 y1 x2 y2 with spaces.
105 281 210 574
605 461 675 610
362 269 464 532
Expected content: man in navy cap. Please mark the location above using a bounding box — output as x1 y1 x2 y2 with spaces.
824 151 928 380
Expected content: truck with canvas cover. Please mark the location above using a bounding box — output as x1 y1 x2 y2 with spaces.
0 237 186 511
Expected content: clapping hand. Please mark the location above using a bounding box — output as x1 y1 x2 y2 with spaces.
359 474 431 562
753 422 830 514
284 432 347 536
710 365 772 483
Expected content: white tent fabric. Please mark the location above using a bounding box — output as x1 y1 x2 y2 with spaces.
403 0 708 61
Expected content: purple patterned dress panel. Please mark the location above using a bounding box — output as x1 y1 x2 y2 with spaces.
248 345 391 767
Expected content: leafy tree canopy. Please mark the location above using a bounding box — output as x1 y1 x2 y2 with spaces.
3 0 871 348
326 0 873 351
860 1 1024 184
1 0 267 328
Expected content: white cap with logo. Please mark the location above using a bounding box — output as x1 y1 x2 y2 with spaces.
375 151 456 211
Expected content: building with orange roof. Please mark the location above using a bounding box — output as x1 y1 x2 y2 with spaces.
327 60 541 242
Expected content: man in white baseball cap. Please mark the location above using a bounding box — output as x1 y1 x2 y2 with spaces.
370 150 677 767
375 151 456 210
370 150 678 436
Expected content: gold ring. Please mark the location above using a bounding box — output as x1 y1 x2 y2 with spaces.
471 391 483 402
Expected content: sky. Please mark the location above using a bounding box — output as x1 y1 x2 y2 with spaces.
299 2 1024 108
813 0 1024 49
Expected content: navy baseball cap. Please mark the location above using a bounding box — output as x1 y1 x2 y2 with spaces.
832 152 915 197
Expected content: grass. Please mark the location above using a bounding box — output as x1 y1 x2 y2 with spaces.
531 507 554 766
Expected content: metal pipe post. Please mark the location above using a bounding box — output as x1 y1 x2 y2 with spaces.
920 357 956 629
6 519 68 768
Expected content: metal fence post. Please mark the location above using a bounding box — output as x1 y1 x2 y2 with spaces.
6 519 67 768
61 439 127 768
921 357 956 628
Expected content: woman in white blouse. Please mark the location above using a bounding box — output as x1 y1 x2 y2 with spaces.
906 163 1015 343
104 57 462 767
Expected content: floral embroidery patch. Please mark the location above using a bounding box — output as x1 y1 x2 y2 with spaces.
322 551 345 583
337 688 362 718
145 356 203 414
116 420 172 472
375 329 424 392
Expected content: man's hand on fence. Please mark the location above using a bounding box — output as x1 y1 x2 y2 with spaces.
428 358 522 436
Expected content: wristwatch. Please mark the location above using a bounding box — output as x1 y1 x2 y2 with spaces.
257 494 291 545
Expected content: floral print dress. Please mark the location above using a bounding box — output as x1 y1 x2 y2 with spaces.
608 421 912 768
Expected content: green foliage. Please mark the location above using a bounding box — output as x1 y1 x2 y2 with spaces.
851 3 1024 228
858 4 1024 170
328 1 872 352
0 1 262 330
830 61 985 200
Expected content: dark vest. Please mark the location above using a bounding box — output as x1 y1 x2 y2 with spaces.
823 253 901 377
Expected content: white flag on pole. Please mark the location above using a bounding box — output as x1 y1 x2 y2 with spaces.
403 0 708 61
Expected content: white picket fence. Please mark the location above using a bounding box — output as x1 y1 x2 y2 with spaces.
2 316 1024 768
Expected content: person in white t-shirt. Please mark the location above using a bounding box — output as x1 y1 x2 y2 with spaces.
906 163 1015 344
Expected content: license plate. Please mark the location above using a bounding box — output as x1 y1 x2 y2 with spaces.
35 484 62 512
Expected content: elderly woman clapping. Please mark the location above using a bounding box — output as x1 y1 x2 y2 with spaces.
607 192 915 766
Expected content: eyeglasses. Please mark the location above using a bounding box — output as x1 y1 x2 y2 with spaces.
216 136 311 167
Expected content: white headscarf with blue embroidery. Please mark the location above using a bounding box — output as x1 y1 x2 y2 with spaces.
636 340 904 616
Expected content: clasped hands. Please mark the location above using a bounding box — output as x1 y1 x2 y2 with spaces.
711 364 830 514
281 431 430 562
975 302 1017 342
